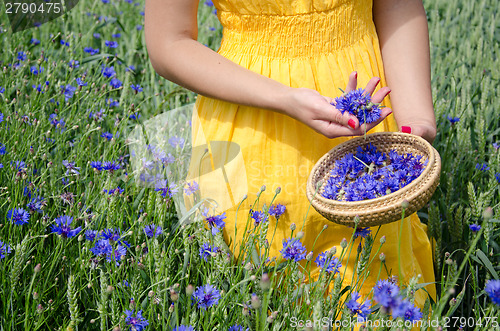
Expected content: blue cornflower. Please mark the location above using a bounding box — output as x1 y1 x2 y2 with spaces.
101 66 116 78
204 0 214 6
105 40 118 48
110 78 123 89
447 116 460 124
193 284 221 310
136 24 143 31
106 98 119 107
101 228 122 242
51 215 81 238
17 51 27 61
199 243 219 261
124 309 149 331
103 187 124 195
32 84 44 93
493 142 500 151
373 279 401 309
144 224 163 238
101 132 113 140
27 195 46 213
60 40 70 46
334 88 381 125
353 227 371 239
61 84 77 101
0 240 12 259
68 60 79 69
173 326 195 331
228 326 249 331
85 230 99 241
101 161 121 171
7 208 30 225
168 136 185 148
131 84 143 93
280 238 307 262
315 252 342 274
30 38 40 45
109 244 127 265
90 239 113 256
469 224 481 232
90 161 103 171
126 65 136 72
76 78 87 86
204 212 226 235
129 112 141 120
251 210 268 226
345 291 371 321
485 280 500 305
0 87 4 94
268 203 286 219
12 160 27 171
0 143 6 155
84 47 100 55
392 299 422 322
496 173 500 184
93 33 101 39
184 181 199 196
30 65 44 75
112 33 121 38
62 160 80 175
154 179 178 198
475 163 489 172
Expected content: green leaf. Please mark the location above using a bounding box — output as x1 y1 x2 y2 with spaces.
476 249 499 279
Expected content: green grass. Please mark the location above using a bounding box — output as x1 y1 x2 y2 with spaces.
0 0 499 330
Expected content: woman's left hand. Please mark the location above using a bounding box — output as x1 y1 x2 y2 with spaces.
399 121 437 144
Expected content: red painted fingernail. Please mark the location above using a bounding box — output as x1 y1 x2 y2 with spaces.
401 126 411 133
354 72 358 79
348 119 356 129
387 111 393 116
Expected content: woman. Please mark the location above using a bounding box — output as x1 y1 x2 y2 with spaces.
145 0 437 309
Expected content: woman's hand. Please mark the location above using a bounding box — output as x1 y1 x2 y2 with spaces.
399 121 437 144
283 72 392 139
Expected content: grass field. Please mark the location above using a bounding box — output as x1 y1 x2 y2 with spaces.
0 0 499 330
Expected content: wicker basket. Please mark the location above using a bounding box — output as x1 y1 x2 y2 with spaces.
306 132 441 227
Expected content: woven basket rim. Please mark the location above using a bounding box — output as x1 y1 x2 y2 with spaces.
306 132 436 207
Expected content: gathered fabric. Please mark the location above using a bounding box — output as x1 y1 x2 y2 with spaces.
187 0 436 308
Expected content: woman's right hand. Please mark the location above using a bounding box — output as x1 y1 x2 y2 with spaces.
282 72 393 138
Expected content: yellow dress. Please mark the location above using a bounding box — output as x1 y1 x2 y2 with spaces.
188 0 436 309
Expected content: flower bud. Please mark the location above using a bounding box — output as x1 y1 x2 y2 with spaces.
340 238 348 248
260 273 271 291
290 223 296 231
251 293 261 309
149 290 155 298
379 253 385 262
483 207 493 220
186 284 195 296
242 304 250 316
275 187 281 194
106 285 114 294
33 291 39 300
296 231 304 240
401 199 409 209
34 263 42 273
380 236 386 244
306 251 314 261
168 303 174 313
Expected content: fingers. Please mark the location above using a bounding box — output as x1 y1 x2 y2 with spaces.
358 107 393 133
344 71 358 93
371 86 391 104
363 77 381 96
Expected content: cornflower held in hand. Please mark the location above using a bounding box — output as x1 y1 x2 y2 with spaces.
333 88 382 125
124 309 149 331
280 238 307 262
193 284 221 310
51 215 82 238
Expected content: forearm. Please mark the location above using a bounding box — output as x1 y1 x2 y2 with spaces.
373 0 436 141
147 38 292 114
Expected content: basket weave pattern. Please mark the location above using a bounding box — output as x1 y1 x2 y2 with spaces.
306 132 441 227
